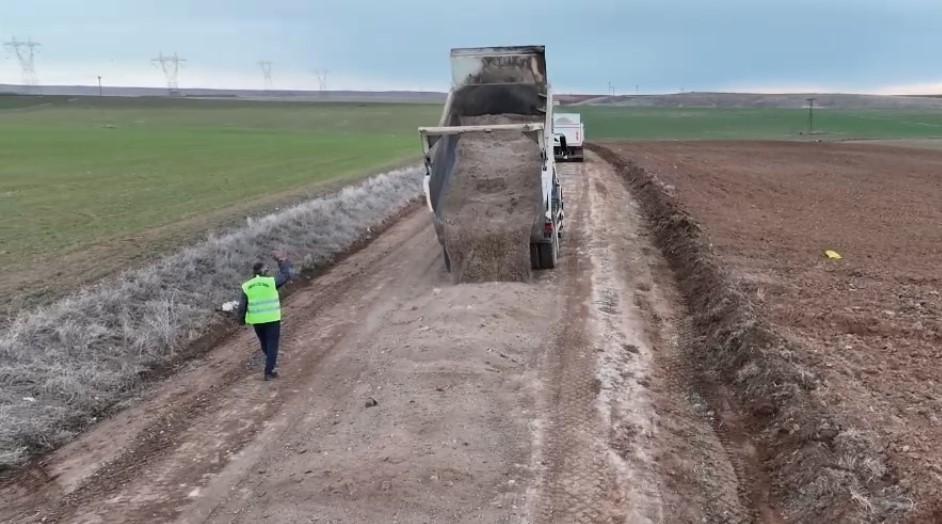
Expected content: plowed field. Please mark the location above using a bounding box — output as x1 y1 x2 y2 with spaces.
599 141 942 523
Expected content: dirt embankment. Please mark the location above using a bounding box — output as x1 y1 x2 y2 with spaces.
440 114 543 283
591 141 942 522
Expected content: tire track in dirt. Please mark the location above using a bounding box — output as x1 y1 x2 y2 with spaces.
583 159 665 523
535 154 753 523
535 164 626 523
535 155 669 523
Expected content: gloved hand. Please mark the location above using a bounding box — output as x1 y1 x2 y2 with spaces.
221 300 240 312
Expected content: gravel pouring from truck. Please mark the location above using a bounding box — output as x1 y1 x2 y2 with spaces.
418 46 564 281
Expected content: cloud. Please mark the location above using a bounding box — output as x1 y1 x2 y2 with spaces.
4 0 942 94
3 60 446 92
871 81 942 96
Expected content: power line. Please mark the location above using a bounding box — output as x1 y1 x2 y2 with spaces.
4 37 41 91
258 60 273 90
151 52 186 95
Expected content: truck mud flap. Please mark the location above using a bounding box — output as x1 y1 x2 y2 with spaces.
531 233 559 270
571 147 585 162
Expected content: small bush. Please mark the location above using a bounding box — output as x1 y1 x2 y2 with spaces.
0 166 422 469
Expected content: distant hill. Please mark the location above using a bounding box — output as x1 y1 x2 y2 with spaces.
7 85 940 110
0 84 604 105
554 94 606 104
0 84 448 103
574 92 942 110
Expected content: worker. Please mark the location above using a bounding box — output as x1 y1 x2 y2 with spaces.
558 134 569 160
237 251 292 380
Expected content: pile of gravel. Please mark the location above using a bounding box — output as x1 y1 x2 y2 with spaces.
441 114 543 283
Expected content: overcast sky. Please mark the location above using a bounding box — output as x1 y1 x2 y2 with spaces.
2 0 941 94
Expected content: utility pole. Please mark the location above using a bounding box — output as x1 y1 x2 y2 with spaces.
4 37 41 91
96 75 108 127
258 60 273 90
151 52 186 95
806 97 817 134
313 69 328 91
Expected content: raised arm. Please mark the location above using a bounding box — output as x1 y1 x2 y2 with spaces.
273 252 292 288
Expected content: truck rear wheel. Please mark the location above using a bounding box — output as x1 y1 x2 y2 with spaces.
537 242 557 269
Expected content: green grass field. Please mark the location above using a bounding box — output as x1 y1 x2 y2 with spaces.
573 106 942 140
1 96 440 262
0 95 441 308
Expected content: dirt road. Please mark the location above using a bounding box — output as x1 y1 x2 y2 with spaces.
1 155 749 523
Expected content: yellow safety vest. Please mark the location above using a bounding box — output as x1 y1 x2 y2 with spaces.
241 276 281 324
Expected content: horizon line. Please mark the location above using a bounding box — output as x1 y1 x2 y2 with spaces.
2 83 942 98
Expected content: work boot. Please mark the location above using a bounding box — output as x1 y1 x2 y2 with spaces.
264 371 279 381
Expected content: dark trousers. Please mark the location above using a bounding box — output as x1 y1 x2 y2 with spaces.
252 321 281 375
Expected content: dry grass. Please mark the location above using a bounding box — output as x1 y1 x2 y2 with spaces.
0 166 422 470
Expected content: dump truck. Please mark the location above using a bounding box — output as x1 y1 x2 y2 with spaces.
553 112 585 162
418 45 564 279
